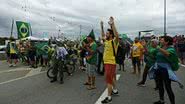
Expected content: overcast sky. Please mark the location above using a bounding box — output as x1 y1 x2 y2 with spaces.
0 0 185 39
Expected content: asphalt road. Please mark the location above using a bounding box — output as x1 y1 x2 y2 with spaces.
0 59 185 104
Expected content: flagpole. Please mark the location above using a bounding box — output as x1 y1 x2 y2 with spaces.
164 0 167 36
10 19 14 38
29 23 32 36
79 25 82 35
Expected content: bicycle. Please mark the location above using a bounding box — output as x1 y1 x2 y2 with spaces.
46 55 75 79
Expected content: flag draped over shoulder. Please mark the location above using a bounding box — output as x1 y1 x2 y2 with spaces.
16 21 30 39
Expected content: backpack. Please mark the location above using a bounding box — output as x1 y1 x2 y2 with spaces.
166 47 180 71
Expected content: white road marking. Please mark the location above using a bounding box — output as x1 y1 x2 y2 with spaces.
25 67 42 77
95 74 121 104
0 69 46 85
0 67 31 74
181 64 185 68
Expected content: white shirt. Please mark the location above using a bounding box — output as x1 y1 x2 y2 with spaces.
56 47 68 59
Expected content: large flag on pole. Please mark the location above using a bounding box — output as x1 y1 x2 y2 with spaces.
16 21 30 39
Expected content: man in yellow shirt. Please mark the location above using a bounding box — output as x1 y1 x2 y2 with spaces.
131 37 144 75
100 17 119 104
8 38 18 67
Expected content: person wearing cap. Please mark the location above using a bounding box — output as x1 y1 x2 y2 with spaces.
137 39 159 87
100 17 119 104
131 37 144 75
83 29 97 90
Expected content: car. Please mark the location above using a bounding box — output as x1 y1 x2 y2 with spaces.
0 45 6 53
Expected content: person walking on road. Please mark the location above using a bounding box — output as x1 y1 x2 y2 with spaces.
131 37 144 75
137 39 158 88
100 17 119 104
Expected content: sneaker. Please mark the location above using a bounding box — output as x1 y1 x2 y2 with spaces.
153 100 165 104
137 82 146 87
101 97 112 104
111 90 119 96
9 64 13 67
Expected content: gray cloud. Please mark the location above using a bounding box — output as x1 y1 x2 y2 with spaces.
0 0 185 39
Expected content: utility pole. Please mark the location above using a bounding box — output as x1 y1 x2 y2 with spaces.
164 0 167 36
10 19 14 38
58 29 60 38
79 25 82 35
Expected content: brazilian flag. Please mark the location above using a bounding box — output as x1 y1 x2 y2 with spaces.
35 42 49 56
16 21 30 39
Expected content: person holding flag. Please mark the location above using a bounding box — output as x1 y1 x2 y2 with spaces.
83 29 97 90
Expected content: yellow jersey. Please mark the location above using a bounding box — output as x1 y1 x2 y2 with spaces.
131 42 143 57
103 39 118 65
10 42 16 54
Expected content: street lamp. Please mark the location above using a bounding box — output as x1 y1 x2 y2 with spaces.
164 0 167 36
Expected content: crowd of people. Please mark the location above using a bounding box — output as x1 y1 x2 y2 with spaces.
4 16 184 104
6 39 49 68
79 17 183 104
173 35 185 64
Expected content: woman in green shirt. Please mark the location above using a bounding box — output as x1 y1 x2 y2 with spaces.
137 39 158 87
153 36 177 104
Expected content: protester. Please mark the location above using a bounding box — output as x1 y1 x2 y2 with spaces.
137 39 158 88
84 30 97 90
96 40 104 75
6 42 10 63
18 41 26 63
29 43 36 68
116 37 126 71
80 39 88 71
177 35 185 64
125 42 131 58
8 37 18 67
140 39 146 66
25 41 31 65
42 45 49 67
50 43 68 84
36 42 43 67
131 37 144 75
150 36 179 104
100 17 119 104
